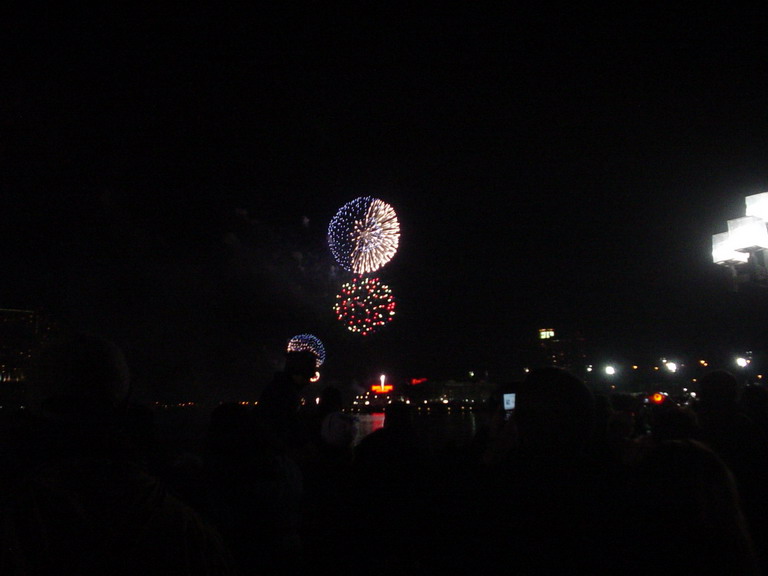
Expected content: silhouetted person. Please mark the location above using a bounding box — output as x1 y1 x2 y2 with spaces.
694 369 768 571
302 384 346 454
740 383 768 441
428 367 609 575
0 331 235 575
255 349 317 454
298 404 358 576
650 401 700 444
202 402 303 576
349 401 426 575
607 439 761 575
474 383 519 469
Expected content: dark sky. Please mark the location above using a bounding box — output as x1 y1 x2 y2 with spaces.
2 5 768 398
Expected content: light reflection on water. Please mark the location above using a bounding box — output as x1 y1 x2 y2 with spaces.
352 411 485 452
353 412 386 445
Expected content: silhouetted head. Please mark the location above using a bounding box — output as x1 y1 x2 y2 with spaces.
318 385 343 413
27 332 131 423
698 369 739 408
740 383 768 412
283 349 317 386
627 439 759 575
514 367 596 456
383 400 412 429
652 404 699 443
321 411 359 450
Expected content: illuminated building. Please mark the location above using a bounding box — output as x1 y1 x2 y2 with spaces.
537 328 587 371
0 309 40 382
0 308 50 407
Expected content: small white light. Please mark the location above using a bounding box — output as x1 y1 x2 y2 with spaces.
665 362 678 373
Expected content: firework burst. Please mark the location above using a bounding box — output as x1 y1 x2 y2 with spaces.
333 276 396 336
287 333 326 367
328 197 400 274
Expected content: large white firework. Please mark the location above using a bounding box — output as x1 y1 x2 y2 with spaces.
327 196 400 274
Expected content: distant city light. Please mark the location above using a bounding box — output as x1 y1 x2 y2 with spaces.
539 328 555 340
604 365 616 376
736 357 750 368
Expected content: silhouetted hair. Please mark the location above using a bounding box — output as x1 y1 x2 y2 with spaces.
515 367 596 452
27 332 130 421
627 439 760 575
698 369 739 406
283 349 317 381
740 383 768 410
383 401 412 429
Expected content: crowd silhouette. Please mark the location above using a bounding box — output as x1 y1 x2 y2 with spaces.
2 332 768 574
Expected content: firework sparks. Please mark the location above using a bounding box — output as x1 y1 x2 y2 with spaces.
333 276 396 336
328 197 400 274
287 333 326 367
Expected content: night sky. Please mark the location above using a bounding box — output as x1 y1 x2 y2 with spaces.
3 5 768 399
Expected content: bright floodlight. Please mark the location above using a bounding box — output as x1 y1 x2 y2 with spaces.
746 192 768 221
726 216 768 252
664 362 678 373
604 365 616 375
736 357 750 368
712 232 749 265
